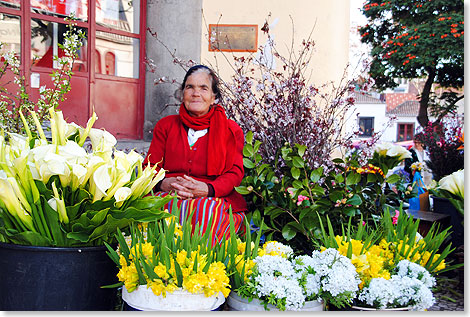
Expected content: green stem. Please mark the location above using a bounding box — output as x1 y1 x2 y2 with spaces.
36 203 53 241
29 203 46 237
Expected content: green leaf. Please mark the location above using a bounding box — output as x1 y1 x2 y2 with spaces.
386 174 401 184
243 144 254 157
292 156 305 168
346 171 361 185
243 158 255 169
346 194 362 206
245 131 253 144
329 191 343 203
296 144 307 157
332 158 344 164
291 167 300 180
235 186 251 195
281 223 297 241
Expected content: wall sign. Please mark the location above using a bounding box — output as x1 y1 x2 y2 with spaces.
208 24 257 52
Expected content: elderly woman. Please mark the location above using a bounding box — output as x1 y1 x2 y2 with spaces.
143 65 246 243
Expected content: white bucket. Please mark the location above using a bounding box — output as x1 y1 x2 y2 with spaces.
226 292 324 311
122 285 225 311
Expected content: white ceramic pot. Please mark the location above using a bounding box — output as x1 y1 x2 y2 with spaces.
351 305 411 311
122 285 225 311
226 292 324 311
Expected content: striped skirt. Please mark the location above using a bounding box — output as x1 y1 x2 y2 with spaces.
156 192 246 245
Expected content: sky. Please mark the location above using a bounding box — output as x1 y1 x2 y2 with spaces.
349 0 370 78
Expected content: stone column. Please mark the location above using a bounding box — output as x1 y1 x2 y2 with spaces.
144 0 202 141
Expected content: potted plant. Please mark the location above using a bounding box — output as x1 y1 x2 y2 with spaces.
0 107 172 310
105 210 230 311
235 133 415 254
318 207 461 310
224 236 360 311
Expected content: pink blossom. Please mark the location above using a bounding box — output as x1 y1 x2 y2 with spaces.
297 195 309 206
392 210 400 225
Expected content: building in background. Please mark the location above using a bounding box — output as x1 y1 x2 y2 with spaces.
0 0 350 142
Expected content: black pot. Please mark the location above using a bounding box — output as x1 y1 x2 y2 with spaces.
431 196 464 248
0 243 118 311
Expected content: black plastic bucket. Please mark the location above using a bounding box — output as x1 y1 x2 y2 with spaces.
0 242 118 311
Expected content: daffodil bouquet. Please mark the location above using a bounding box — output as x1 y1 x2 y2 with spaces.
105 210 231 299
0 107 172 247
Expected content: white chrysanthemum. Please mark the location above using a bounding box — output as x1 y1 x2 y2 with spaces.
294 249 360 302
395 259 435 288
359 273 435 310
263 241 294 257
358 277 399 309
254 255 296 278
254 274 305 310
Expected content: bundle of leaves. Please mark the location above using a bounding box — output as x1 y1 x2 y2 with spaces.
235 132 416 253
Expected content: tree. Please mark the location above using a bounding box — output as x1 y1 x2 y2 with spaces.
359 0 464 127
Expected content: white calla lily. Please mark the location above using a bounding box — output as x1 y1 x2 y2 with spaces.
58 141 88 163
70 163 88 191
374 142 393 156
78 111 98 146
89 164 112 202
49 108 68 146
88 128 116 151
65 122 81 138
386 144 412 160
51 181 68 223
8 133 29 156
0 173 34 230
439 169 464 200
114 187 132 208
375 142 411 160
103 168 132 201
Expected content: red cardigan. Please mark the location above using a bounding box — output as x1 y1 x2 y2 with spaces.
143 115 247 212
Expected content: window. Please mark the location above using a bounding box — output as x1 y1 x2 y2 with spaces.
31 19 88 71
0 14 21 57
94 49 101 73
397 123 414 141
358 117 374 137
104 51 115 75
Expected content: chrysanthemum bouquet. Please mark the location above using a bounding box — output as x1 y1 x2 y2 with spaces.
318 206 460 310
105 210 231 300
0 107 172 246
232 240 360 310
357 259 435 310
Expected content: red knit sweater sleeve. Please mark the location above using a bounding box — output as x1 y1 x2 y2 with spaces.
206 120 245 197
142 116 170 170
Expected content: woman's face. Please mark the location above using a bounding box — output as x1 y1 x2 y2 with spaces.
183 71 215 117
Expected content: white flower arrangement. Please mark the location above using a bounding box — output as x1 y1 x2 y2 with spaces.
375 142 412 160
357 259 436 311
236 246 360 311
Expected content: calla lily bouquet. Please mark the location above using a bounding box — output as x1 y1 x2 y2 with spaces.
0 107 172 247
429 169 464 216
370 142 412 176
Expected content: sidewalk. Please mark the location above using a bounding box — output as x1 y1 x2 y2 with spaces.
115 140 151 156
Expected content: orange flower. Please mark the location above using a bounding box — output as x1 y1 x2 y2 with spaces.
457 133 464 150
